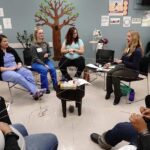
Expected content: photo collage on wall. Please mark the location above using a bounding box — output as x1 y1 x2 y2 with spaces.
109 0 129 16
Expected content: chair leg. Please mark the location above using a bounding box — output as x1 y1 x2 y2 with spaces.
8 82 13 104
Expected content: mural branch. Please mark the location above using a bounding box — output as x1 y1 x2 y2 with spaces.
35 0 79 60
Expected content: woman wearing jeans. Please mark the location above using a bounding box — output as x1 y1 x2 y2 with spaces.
31 27 57 93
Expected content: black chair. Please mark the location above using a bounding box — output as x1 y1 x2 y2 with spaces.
121 56 149 102
96 49 115 65
85 49 115 82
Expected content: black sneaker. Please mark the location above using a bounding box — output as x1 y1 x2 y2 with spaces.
98 134 112 150
33 91 43 101
113 94 122 105
90 133 99 144
105 91 113 100
90 133 112 150
46 89 50 94
105 93 111 99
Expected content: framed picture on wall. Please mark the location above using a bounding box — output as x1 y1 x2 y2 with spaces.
109 0 129 16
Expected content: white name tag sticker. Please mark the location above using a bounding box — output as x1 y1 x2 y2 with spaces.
37 48 42 52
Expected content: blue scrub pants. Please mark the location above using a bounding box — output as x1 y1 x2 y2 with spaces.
2 67 37 95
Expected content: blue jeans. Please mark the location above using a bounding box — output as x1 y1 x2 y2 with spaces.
32 60 57 90
104 122 138 146
13 124 58 150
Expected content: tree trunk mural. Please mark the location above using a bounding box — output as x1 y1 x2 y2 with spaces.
53 26 61 60
35 0 79 61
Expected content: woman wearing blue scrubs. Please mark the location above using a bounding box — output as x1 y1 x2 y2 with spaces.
0 34 44 100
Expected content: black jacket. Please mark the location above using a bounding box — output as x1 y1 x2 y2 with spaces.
0 47 22 80
137 95 150 150
137 133 150 150
0 96 20 150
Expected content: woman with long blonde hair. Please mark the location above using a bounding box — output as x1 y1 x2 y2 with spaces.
30 27 57 93
105 31 143 105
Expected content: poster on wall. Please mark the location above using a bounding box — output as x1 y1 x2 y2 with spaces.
3 18 12 29
142 11 150 27
0 8 4 17
101 16 109 26
110 18 120 24
0 25 3 33
109 0 129 16
123 16 131 27
132 18 141 24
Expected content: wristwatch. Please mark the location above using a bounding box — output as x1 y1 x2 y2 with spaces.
141 129 149 135
5 132 19 140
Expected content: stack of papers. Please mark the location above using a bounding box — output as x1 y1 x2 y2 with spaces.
59 79 91 89
86 63 115 72
86 64 99 69
73 78 91 86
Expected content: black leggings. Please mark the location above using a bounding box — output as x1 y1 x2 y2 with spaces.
59 56 85 77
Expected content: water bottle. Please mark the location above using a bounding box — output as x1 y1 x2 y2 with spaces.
128 89 135 102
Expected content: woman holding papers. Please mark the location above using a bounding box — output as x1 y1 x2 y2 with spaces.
105 31 143 105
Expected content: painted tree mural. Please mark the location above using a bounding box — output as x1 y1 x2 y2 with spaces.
35 0 79 60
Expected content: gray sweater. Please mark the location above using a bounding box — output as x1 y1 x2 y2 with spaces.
30 41 51 65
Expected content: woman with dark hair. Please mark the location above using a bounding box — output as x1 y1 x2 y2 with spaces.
59 27 85 80
0 34 45 100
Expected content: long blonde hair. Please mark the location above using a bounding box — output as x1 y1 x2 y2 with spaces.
124 31 144 56
33 26 44 43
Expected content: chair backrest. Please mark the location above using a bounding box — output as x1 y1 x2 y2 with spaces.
96 49 114 65
139 56 149 76
23 48 32 66
145 41 150 55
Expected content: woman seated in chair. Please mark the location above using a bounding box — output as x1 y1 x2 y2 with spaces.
59 27 85 80
0 34 45 100
30 27 57 93
104 31 144 105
